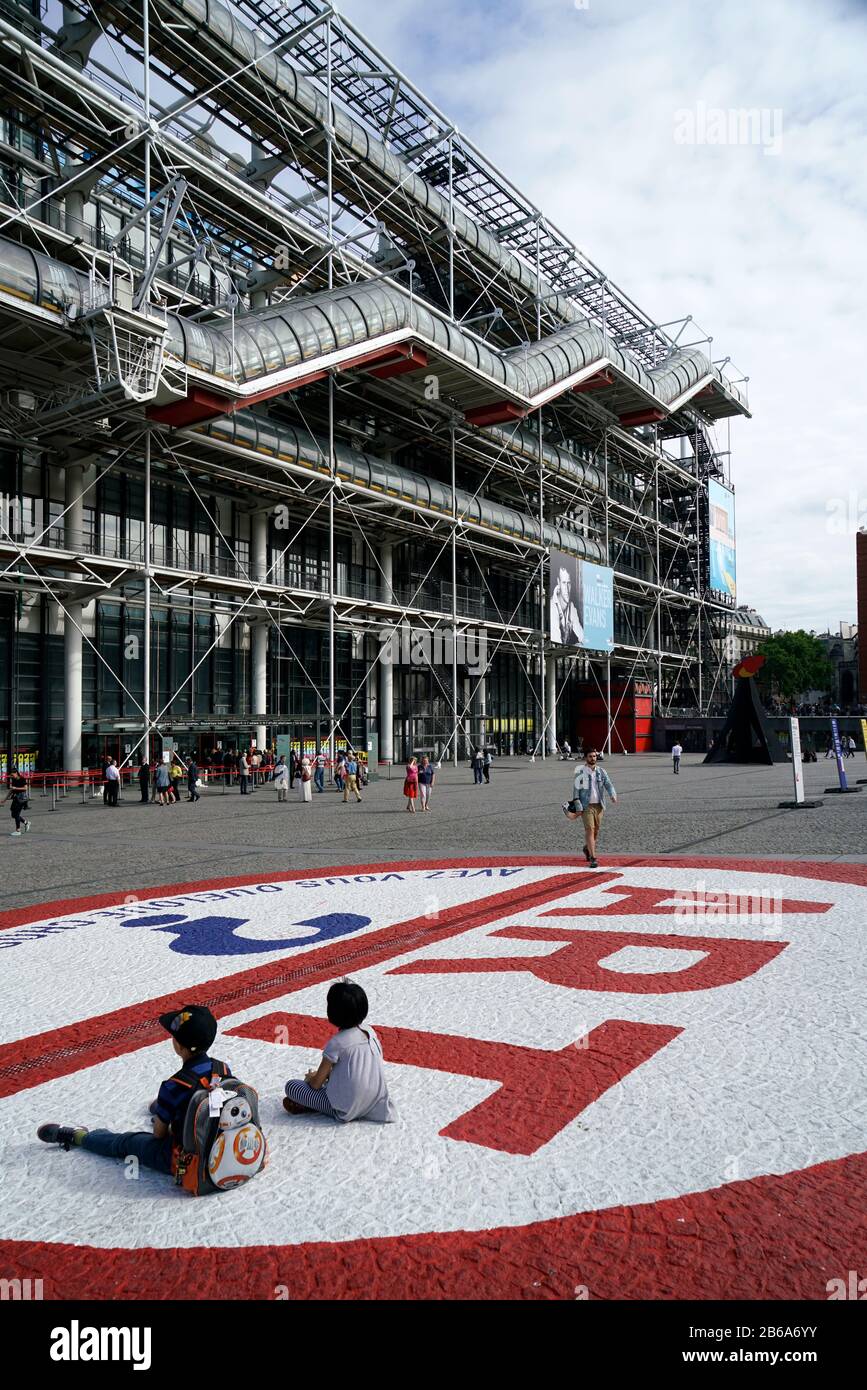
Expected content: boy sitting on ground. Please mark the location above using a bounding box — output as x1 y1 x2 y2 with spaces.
37 1004 230 1175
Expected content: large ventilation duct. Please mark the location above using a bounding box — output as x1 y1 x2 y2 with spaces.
95 0 746 416
193 411 606 563
483 424 604 494
0 234 740 422
0 234 606 496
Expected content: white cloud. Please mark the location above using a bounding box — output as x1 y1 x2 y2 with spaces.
335 0 867 631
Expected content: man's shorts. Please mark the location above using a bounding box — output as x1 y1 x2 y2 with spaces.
581 805 604 834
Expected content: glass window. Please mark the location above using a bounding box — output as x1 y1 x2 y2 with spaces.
126 517 144 561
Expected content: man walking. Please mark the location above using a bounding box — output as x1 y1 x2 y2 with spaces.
571 748 617 869
314 748 327 793
671 740 683 775
187 757 201 802
472 747 484 784
342 751 363 804
138 757 150 804
4 765 31 835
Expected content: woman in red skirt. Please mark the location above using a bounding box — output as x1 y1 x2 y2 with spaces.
403 756 419 812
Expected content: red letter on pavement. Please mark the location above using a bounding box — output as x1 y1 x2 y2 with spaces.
227 1012 681 1155
390 928 788 993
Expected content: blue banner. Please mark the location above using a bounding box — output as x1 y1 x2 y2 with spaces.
830 718 849 791
580 561 615 653
708 480 737 599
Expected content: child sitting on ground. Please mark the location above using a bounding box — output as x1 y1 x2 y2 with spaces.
37 1004 230 1174
283 981 397 1123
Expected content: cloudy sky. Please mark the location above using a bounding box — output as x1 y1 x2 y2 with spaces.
329 0 867 633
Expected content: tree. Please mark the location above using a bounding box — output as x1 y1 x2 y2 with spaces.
757 631 833 701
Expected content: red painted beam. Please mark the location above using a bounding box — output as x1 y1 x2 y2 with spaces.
368 345 429 379
619 408 666 427
572 369 615 394
242 368 327 406
465 401 529 427
146 386 233 427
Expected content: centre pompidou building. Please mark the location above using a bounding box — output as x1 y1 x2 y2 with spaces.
0 0 748 771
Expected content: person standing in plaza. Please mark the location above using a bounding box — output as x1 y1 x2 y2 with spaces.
314 747 327 793
187 756 200 803
418 755 435 812
472 746 484 784
403 755 419 812
138 757 150 804
155 760 172 806
299 756 313 802
342 751 363 804
274 756 289 802
483 748 493 784
105 757 120 807
239 750 250 794
4 765 31 835
250 747 261 787
169 757 184 805
334 748 346 793
571 748 617 869
671 740 683 775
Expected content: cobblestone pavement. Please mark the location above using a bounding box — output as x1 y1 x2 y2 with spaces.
1 754 865 912
1 755 864 1301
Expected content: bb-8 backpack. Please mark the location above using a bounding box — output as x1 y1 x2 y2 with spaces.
172 1063 268 1196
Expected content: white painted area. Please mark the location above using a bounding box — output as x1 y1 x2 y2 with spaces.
598 946 709 974
1 863 865 1249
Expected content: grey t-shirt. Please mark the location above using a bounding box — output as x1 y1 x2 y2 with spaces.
323 1026 397 1123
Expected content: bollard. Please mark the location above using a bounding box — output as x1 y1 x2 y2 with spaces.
51 782 57 811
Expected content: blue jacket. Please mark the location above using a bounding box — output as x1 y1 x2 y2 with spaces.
573 764 616 811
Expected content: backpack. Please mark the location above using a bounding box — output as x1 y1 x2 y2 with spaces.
171 1062 268 1196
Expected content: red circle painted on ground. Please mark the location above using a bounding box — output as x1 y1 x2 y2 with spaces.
2 855 865 1300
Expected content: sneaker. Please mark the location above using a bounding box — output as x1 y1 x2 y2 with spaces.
10 830 21 837
23 820 31 833
37 1123 88 1150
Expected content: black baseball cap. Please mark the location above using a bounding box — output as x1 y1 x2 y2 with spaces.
158 1004 217 1052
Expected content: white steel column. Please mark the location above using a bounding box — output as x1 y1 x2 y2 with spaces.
63 464 85 770
252 623 268 752
450 421 458 767
252 510 268 749
477 662 487 750
546 658 557 755
604 432 612 756
379 542 394 764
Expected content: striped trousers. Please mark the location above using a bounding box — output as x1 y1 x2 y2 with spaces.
284 1080 338 1116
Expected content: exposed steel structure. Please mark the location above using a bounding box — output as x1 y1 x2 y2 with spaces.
0 0 749 770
